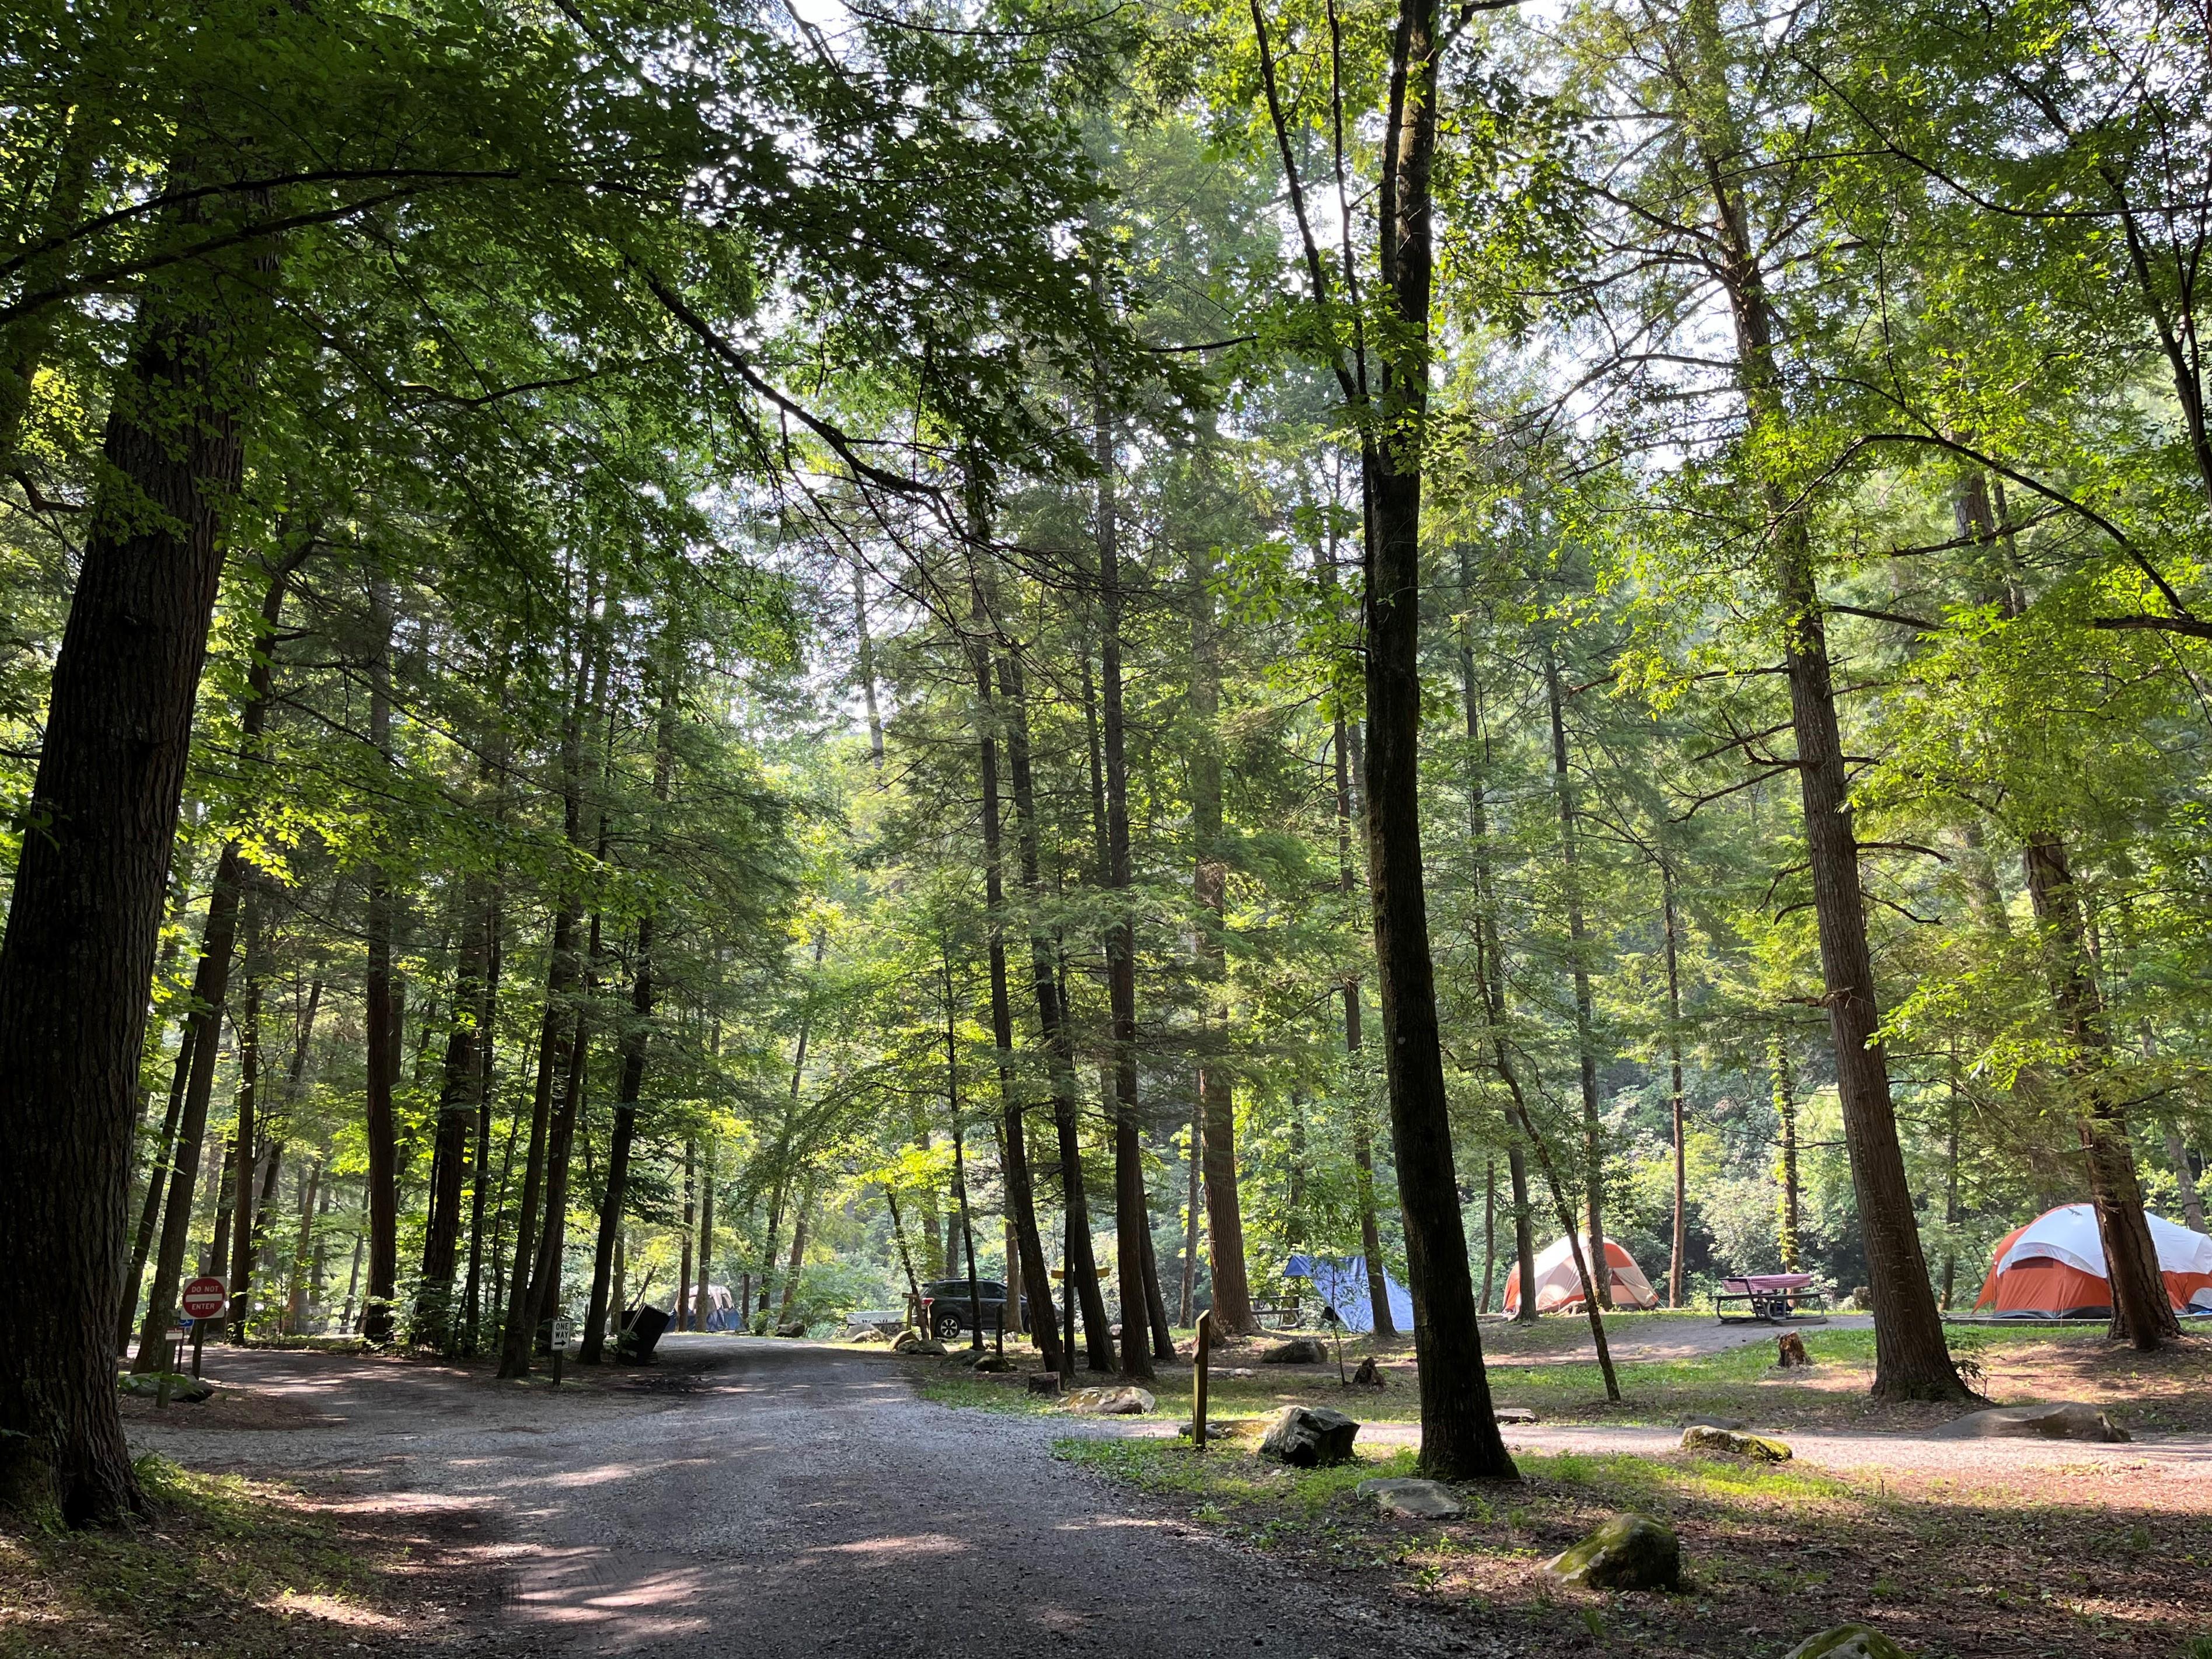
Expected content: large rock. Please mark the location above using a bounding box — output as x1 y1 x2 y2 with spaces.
774 1320 808 1338
1066 1385 1154 1416
1543 1514 1681 1591
891 1330 947 1356
1356 1477 1463 1518
1681 1425 1792 1461
1495 1406 1538 1424
1260 1336 1328 1365
1781 1626 1913 1659
1258 1405 1359 1467
1931 1401 2130 1443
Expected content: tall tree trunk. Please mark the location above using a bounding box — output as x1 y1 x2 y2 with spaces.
1662 867 1687 1308
497 645 591 1377
1139 1211 1175 1360
1454 579 1535 1328
207 1132 239 1286
1360 0 1513 1475
582 694 674 1363
121 1024 193 1348
966 548 1060 1373
1031 651 1111 1371
1684 0 1964 1399
128 546 302 1372
940 934 989 1350
460 879 503 1355
1773 1035 1801 1273
361 580 400 1346
1335 722 1397 1339
1094 378 1154 1385
1465 679 1618 1397
2021 833 2176 1347
415 879 490 1349
1938 1049 1962 1308
286 1155 323 1335
225 890 263 1342
1189 556 1257 1335
692 1136 717 1331
1478 1158 1496 1314
778 1206 811 1326
1543 644 1609 1307
676 1138 695 1333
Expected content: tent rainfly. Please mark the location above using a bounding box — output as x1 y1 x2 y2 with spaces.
1283 1253 1414 1334
1503 1234 1660 1315
1973 1203 2212 1319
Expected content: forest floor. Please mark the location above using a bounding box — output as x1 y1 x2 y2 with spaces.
918 1318 2212 1657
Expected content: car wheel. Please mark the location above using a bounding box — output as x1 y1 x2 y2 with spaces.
935 1311 962 1340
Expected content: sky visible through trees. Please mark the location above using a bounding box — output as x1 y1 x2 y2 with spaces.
2 0 2210 1525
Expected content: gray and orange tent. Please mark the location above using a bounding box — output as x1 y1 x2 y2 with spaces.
1973 1203 2212 1318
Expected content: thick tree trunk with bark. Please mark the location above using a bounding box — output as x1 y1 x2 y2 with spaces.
1361 0 1512 1478
2021 833 2176 1347
0 209 271 1517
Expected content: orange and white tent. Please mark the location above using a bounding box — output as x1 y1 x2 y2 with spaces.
1973 1203 2212 1318
1503 1234 1660 1315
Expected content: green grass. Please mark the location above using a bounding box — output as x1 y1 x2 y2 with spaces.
1 1455 387 1659
915 1321 2089 1433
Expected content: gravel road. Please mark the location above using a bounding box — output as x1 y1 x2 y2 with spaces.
128 1337 1494 1659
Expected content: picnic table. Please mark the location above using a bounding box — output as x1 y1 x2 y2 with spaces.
1715 1272 1827 1323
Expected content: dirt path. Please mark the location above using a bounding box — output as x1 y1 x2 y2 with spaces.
127 1337 1492 1658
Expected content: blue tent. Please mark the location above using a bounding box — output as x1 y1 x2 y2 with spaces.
1283 1253 1414 1334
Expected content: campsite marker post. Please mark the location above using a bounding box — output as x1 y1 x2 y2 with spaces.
1192 1311 1211 1454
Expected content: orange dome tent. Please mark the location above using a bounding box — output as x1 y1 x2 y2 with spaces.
1973 1203 2212 1318
1503 1234 1660 1315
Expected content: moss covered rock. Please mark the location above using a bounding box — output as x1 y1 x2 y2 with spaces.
1681 1424 1792 1461
1781 1625 1913 1659
1543 1513 1681 1591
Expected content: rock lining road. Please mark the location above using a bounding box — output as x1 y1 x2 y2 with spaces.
128 1336 1497 1658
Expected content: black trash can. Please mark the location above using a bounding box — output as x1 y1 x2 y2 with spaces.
618 1304 671 1363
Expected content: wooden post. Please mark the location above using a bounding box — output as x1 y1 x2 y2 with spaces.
1192 1309 1212 1454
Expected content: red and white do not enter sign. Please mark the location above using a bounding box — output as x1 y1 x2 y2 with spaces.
180 1277 227 1320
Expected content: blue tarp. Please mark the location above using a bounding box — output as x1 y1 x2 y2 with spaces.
1284 1253 1414 1334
